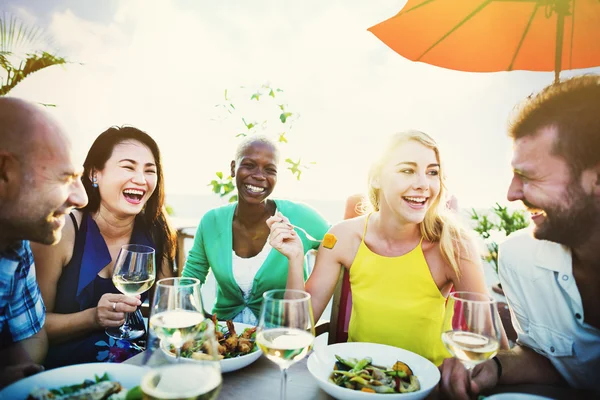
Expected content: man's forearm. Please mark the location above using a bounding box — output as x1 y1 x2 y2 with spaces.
0 329 48 366
498 345 565 386
23 328 48 364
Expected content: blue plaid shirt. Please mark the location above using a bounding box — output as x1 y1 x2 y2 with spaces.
0 240 46 346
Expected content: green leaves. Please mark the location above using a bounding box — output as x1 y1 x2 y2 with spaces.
285 158 315 180
208 172 236 199
1 14 68 96
470 203 529 273
209 84 315 200
279 112 292 123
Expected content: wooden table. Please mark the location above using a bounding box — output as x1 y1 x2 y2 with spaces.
126 350 334 399
126 349 596 400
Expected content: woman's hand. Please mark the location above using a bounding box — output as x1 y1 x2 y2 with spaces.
95 293 141 328
266 212 304 260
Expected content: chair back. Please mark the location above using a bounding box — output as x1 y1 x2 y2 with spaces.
328 267 352 344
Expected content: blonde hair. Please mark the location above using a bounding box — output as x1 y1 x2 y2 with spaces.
367 131 473 278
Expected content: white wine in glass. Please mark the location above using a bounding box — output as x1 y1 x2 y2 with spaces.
141 362 222 400
257 289 315 400
144 278 222 400
441 291 501 371
150 309 205 350
106 244 156 340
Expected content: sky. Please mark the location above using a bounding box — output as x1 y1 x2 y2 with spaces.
4 0 600 211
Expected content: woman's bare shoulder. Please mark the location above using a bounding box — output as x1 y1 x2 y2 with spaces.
329 215 367 238
32 211 78 268
71 209 84 227
325 216 366 268
421 239 445 263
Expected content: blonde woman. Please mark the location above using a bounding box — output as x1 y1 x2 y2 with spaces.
267 131 508 366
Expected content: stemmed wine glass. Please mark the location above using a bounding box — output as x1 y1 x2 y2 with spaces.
143 277 222 400
257 289 315 400
106 244 156 340
441 291 502 373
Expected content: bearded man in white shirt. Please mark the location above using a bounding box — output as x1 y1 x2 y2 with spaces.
440 75 600 399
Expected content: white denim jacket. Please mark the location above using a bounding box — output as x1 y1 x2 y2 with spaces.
498 229 600 391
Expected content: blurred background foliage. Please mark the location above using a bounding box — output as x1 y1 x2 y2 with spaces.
471 203 529 273
208 83 314 203
0 13 68 98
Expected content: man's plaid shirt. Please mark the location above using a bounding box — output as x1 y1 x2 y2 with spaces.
0 240 45 347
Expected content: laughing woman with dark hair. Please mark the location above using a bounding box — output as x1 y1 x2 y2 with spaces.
32 126 176 368
182 135 329 324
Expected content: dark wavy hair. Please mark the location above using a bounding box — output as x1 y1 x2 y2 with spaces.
81 126 176 274
509 74 600 176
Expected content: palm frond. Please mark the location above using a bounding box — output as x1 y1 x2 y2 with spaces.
0 52 67 96
0 13 67 96
0 13 49 54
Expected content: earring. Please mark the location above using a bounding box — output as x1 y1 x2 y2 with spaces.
92 177 98 188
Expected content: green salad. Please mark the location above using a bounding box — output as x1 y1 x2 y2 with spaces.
329 355 420 394
27 373 142 400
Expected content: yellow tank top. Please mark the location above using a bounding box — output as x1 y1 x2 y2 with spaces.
347 213 451 366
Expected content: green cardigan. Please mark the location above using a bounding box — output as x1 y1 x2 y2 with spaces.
182 199 330 320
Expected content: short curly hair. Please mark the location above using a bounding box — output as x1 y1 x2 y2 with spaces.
509 75 600 175
234 134 279 164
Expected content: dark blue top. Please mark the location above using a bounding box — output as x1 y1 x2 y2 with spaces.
45 213 153 369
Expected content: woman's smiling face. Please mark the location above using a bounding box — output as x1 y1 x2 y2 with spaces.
95 140 157 216
374 140 441 224
232 141 278 205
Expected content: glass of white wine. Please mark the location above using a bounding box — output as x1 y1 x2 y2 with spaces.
441 291 501 372
106 244 156 340
143 277 222 400
257 289 315 400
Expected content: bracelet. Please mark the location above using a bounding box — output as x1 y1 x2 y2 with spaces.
492 356 503 379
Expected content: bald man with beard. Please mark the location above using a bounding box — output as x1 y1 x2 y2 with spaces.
0 98 88 388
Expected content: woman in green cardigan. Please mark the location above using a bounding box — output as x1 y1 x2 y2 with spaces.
182 135 329 323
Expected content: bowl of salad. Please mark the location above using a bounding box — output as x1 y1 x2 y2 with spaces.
160 320 262 373
0 363 145 400
307 342 440 399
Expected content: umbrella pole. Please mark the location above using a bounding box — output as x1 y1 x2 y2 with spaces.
554 2 567 84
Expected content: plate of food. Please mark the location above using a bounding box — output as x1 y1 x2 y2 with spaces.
160 317 262 373
0 362 146 400
307 342 440 400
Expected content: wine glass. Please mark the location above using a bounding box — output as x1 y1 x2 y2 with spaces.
143 277 222 400
441 291 502 373
257 289 315 400
106 244 156 340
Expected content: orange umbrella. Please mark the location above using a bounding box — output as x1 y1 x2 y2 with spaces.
368 0 600 83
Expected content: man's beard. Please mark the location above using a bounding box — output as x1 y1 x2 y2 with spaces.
528 183 599 248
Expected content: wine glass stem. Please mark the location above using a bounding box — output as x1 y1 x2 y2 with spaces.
463 361 475 379
120 312 132 338
279 367 288 400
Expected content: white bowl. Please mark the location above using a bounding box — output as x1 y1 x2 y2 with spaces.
160 321 262 373
0 363 146 399
307 342 440 400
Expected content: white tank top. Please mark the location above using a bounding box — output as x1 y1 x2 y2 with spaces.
231 237 272 325
232 238 272 297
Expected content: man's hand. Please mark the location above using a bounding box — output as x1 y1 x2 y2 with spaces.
0 363 44 389
439 358 499 399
